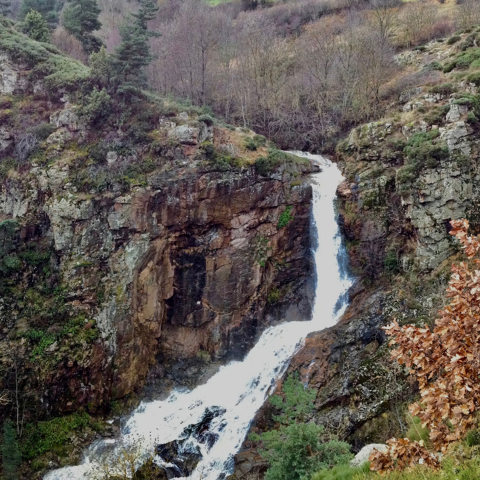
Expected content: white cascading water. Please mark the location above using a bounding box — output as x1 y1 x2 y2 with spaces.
44 153 352 480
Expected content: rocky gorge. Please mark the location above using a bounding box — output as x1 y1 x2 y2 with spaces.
3 12 480 480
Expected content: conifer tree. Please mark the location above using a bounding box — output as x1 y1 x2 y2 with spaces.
62 0 103 54
113 0 159 96
22 9 50 42
0 0 11 17
2 420 21 480
19 0 58 28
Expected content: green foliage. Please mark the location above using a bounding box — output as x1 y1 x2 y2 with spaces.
255 149 298 176
277 205 293 229
28 121 55 140
0 21 90 92
259 425 353 480
430 83 455 96
19 0 59 28
444 48 480 72
2 420 21 480
253 235 272 267
21 9 50 42
446 35 461 45
384 250 399 274
251 376 353 480
0 219 20 275
62 0 103 54
0 0 12 17
79 87 112 125
406 416 430 445
453 93 480 116
403 130 449 169
245 137 258 151
24 329 56 359
311 462 371 480
467 71 480 87
198 114 214 126
113 0 159 98
21 412 90 459
270 374 316 424
267 288 281 304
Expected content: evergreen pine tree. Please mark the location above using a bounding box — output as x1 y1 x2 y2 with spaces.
0 0 11 17
19 0 59 28
62 0 104 54
1 420 21 480
113 0 159 96
22 9 50 42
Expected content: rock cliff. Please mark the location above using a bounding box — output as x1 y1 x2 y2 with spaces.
0 21 316 432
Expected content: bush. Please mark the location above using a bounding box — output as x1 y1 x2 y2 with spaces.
403 130 449 169
444 48 480 72
255 149 295 176
198 114 214 126
447 34 461 44
2 420 21 480
0 109 12 125
245 137 257 151
430 83 455 96
79 87 112 126
28 122 55 140
250 375 353 480
277 205 293 229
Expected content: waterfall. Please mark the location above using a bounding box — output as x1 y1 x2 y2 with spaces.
44 153 353 480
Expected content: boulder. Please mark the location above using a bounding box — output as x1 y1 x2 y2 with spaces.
350 444 387 468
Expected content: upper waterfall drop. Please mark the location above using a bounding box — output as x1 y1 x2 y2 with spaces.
44 153 353 480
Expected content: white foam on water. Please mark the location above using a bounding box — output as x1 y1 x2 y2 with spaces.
44 153 352 480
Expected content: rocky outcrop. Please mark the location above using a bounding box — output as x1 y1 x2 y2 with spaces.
0 142 316 415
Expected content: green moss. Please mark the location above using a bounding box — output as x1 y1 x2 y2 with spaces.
444 48 480 72
21 412 90 459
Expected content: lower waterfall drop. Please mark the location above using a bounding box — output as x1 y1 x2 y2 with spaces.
44 153 353 480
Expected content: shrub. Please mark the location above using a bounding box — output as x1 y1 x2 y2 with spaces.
430 83 455 96
255 149 295 176
447 34 461 44
250 375 353 480
277 206 293 229
403 130 449 169
444 48 480 72
79 87 112 126
198 114 214 126
244 137 257 151
28 122 55 140
467 71 480 86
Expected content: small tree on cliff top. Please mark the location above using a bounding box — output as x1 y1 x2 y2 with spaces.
371 219 480 473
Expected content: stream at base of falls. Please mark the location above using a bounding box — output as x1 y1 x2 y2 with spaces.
44 152 353 480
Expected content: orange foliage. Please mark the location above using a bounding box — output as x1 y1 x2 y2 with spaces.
370 219 480 473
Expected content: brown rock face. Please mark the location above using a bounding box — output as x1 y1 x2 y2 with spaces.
0 159 315 415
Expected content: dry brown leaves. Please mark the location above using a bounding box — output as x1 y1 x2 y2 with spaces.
370 219 480 473
370 438 440 474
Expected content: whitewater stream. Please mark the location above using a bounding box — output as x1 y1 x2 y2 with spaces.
44 153 353 480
